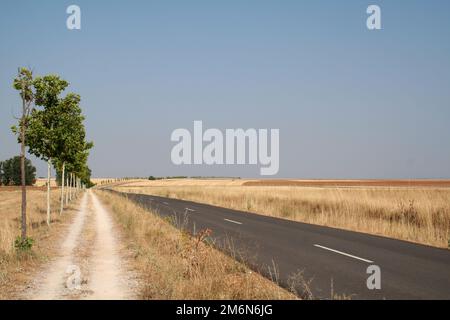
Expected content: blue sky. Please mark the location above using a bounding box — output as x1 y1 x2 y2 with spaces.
1 0 449 178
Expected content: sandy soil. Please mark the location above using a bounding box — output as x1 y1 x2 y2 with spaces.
22 190 137 300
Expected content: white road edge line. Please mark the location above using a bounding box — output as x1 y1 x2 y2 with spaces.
314 244 374 263
224 218 243 225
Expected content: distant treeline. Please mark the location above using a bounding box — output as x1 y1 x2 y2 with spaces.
148 176 241 180
0 156 36 186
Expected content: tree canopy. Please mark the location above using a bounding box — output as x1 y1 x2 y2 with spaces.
19 75 94 187
25 75 69 162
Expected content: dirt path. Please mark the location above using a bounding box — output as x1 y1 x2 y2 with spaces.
23 190 136 300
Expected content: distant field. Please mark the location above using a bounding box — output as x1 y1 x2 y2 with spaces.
34 178 120 187
33 178 58 187
119 179 245 187
113 179 450 248
91 178 122 185
117 178 450 188
0 186 59 192
243 179 450 188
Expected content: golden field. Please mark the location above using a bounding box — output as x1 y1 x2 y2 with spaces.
0 187 79 299
33 178 58 187
0 188 60 255
113 179 450 248
96 190 295 299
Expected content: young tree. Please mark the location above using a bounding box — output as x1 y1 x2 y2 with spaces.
26 75 68 225
12 68 35 240
68 147 93 194
52 93 93 214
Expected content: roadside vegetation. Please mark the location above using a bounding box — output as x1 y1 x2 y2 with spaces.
0 67 93 298
9 67 93 243
115 180 450 248
95 190 296 299
0 188 82 299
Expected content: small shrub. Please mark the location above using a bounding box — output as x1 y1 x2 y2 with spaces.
14 236 34 252
246 199 252 211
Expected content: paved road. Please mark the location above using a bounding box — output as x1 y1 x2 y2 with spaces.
109 190 450 299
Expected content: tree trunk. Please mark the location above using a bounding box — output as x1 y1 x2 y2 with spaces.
69 173 73 201
46 159 51 226
72 173 74 199
20 114 27 239
60 162 65 215
68 173 71 202
65 170 69 205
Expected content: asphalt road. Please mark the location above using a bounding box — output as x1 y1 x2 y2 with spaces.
109 190 450 300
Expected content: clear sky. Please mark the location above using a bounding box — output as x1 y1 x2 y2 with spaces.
1 0 449 179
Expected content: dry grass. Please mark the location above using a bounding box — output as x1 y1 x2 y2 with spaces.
0 187 79 299
120 179 245 187
243 179 450 187
115 181 450 248
117 178 450 188
34 178 58 187
0 189 62 254
95 190 296 300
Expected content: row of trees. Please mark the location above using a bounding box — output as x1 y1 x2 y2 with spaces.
12 67 93 242
0 156 36 186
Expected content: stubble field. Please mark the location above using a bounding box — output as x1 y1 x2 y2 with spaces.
113 179 450 248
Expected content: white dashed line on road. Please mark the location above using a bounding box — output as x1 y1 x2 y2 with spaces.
224 218 243 225
314 244 374 263
185 208 196 212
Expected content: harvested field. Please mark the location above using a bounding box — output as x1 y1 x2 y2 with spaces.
242 180 450 188
0 188 81 299
113 179 450 248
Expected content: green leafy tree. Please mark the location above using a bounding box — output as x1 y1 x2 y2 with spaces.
12 67 35 240
12 70 93 228
50 93 92 214
66 147 93 197
26 75 68 225
0 156 36 186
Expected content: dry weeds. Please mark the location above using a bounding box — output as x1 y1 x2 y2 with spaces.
115 182 450 248
0 187 80 299
95 190 296 300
